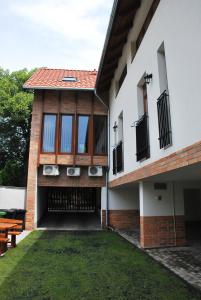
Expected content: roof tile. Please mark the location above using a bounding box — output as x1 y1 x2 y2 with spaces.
23 67 97 90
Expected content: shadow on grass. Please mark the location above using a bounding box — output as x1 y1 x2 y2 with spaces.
0 231 43 286
0 230 201 300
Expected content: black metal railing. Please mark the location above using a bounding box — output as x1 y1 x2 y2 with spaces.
113 141 123 174
157 90 172 149
136 113 150 161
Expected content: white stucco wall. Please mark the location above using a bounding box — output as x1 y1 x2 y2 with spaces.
109 0 201 181
101 186 139 210
139 180 201 217
139 181 184 217
109 186 139 210
0 186 26 209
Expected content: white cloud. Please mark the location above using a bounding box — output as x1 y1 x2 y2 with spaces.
1 0 113 71
9 0 112 47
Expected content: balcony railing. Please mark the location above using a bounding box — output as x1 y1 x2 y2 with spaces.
136 113 150 161
157 90 172 148
113 141 123 175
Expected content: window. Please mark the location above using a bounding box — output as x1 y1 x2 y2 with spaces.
136 77 150 161
137 79 148 117
157 42 169 93
118 112 123 143
116 65 127 95
77 116 89 154
136 0 160 51
60 115 73 153
62 76 77 82
131 41 137 62
157 42 172 148
113 112 124 174
42 114 57 153
93 116 107 155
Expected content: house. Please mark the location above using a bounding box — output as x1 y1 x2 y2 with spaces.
95 0 201 248
24 0 201 248
24 68 108 230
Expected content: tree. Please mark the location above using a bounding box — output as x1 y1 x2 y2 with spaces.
0 68 35 186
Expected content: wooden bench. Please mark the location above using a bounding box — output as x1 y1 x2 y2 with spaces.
0 218 23 248
0 233 9 256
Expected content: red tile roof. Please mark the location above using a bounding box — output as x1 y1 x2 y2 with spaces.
23 67 97 90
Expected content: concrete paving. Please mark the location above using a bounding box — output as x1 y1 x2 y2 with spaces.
147 245 201 291
16 230 31 245
38 212 102 230
118 229 201 291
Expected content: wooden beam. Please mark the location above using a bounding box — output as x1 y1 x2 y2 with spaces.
118 0 141 16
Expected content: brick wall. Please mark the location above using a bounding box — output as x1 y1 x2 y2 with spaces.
26 89 108 229
38 166 106 187
140 216 186 248
101 210 106 228
102 209 140 230
26 91 43 230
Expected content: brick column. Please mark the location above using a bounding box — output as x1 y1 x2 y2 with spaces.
101 210 106 228
140 216 186 248
26 92 43 230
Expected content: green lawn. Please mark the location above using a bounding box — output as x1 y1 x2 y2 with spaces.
0 231 201 300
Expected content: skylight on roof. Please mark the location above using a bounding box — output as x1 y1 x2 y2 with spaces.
62 76 77 82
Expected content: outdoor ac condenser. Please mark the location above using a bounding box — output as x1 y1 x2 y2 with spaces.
88 166 103 177
43 165 59 176
67 167 81 177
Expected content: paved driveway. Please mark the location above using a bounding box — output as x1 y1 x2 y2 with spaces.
119 230 201 291
147 245 201 290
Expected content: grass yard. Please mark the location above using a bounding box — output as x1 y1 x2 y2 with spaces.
0 231 201 300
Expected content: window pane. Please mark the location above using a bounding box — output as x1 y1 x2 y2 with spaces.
77 116 89 153
94 116 107 155
60 115 73 153
42 115 56 152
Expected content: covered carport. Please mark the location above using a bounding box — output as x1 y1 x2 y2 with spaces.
146 162 201 247
37 187 101 230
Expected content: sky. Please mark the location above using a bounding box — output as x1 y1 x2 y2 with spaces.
0 0 113 72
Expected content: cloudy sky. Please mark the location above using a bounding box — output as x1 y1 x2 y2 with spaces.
0 0 113 72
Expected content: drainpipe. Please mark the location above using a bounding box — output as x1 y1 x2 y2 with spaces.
94 90 110 228
172 182 177 246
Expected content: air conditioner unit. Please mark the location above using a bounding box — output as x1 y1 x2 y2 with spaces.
88 166 103 177
67 167 81 177
43 165 59 176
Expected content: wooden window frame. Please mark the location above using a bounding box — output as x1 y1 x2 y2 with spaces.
41 113 57 154
59 114 74 155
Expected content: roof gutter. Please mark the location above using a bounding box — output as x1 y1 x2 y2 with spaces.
23 86 95 91
95 0 119 91
95 89 110 228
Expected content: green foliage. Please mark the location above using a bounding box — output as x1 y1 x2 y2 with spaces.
0 67 35 186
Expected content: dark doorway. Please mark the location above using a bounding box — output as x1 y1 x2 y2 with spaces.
37 187 101 230
184 189 201 245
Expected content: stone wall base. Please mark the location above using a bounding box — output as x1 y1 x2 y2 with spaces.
140 216 186 248
102 209 140 230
